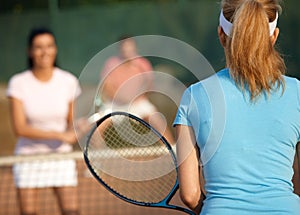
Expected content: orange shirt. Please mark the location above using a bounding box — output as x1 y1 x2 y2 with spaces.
100 56 153 104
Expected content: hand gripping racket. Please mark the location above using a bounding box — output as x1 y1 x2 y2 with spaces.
84 111 196 215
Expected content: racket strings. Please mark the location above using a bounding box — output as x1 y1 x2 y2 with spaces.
87 114 177 203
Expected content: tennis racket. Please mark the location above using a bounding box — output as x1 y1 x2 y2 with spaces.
84 111 196 215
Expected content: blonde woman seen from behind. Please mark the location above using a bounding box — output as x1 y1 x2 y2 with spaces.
174 0 300 214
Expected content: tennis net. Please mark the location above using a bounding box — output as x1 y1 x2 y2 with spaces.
0 150 185 215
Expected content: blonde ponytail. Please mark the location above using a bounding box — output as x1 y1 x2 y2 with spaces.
221 0 285 100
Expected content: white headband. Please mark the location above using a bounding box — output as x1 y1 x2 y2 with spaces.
219 10 278 36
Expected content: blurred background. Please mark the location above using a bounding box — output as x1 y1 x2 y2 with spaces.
0 0 299 214
1 0 299 83
1 0 300 154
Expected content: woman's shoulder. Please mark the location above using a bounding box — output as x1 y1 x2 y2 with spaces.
283 75 300 91
189 68 230 90
283 75 299 83
9 70 32 83
7 70 33 98
54 67 78 82
283 75 300 101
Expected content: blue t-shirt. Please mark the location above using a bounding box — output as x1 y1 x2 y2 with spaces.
174 68 300 214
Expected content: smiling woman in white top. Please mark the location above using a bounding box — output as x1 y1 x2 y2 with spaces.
7 27 81 215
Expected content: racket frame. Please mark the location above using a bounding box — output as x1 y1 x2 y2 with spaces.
84 111 195 215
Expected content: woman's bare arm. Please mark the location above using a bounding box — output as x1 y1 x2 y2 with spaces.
292 142 300 196
9 97 77 143
176 125 203 214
